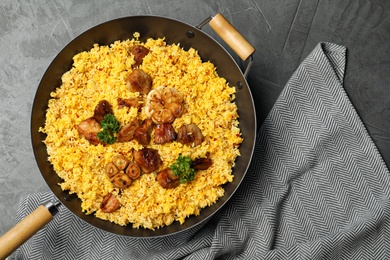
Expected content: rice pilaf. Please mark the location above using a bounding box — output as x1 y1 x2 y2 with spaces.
41 35 242 230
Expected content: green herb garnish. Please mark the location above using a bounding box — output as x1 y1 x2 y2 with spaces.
170 155 196 184
100 114 120 133
97 114 119 144
97 128 117 144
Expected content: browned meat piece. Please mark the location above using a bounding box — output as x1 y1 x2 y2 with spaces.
191 158 213 171
125 69 152 95
93 100 113 122
125 162 141 180
112 155 129 170
117 119 140 142
100 193 120 213
133 119 153 145
118 97 143 111
131 45 150 68
105 162 119 177
176 124 204 146
133 148 162 174
75 117 102 145
156 168 180 189
110 171 132 189
154 123 177 144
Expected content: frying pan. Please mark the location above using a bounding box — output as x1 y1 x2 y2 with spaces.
0 13 256 257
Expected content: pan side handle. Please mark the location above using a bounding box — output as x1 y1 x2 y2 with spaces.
208 13 255 62
0 201 60 259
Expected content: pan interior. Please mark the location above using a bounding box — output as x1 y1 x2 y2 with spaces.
31 15 256 237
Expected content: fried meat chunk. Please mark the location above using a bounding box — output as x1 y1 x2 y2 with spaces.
133 119 153 145
93 100 113 122
156 168 180 189
154 123 177 144
133 148 162 174
75 117 102 145
117 119 140 142
176 124 204 146
131 45 150 68
100 193 120 213
125 69 152 95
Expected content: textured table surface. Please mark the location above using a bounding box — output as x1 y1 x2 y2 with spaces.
1 0 389 238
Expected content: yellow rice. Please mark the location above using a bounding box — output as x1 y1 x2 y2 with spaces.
41 35 242 230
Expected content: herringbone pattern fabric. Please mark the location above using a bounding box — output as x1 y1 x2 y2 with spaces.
11 42 390 259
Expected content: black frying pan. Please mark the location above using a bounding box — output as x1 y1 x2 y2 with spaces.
0 13 256 258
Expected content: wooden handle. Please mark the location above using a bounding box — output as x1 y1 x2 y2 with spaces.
0 205 54 259
209 13 255 61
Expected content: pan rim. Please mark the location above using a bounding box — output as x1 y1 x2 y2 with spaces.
30 14 257 237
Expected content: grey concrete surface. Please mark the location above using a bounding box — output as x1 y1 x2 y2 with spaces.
1 0 389 240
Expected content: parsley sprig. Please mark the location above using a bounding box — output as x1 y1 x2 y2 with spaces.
97 114 119 144
170 155 196 184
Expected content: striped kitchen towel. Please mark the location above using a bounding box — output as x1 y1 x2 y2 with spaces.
11 42 390 259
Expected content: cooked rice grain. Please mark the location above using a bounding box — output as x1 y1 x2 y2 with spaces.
41 37 242 230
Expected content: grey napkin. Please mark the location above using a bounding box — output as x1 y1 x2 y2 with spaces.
11 42 390 259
